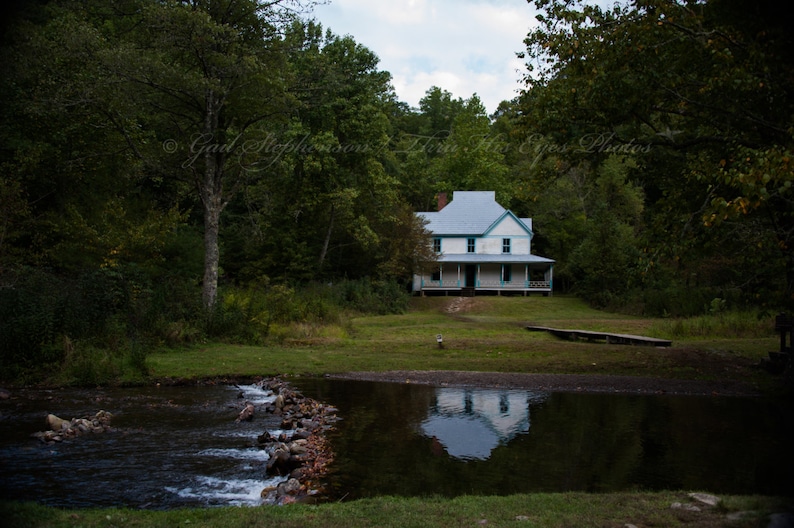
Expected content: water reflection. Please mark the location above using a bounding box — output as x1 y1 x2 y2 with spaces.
294 378 794 500
420 389 545 460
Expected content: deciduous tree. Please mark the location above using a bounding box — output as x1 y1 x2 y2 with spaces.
520 0 794 307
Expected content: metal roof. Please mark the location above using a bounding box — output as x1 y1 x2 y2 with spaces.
418 191 527 236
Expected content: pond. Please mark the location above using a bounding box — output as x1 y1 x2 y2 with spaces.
294 378 794 499
1 378 792 509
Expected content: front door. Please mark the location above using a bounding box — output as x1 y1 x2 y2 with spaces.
465 264 477 287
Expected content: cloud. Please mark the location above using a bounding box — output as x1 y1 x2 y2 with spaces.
310 0 538 114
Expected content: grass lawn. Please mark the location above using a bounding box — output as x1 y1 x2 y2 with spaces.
3 492 791 528
147 295 780 393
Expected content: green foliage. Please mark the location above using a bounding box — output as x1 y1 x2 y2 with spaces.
651 310 772 339
219 20 420 285
203 279 409 346
627 285 722 318
520 0 794 310
332 278 410 315
430 95 511 201
0 266 156 383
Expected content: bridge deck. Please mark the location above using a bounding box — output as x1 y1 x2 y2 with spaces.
526 326 672 347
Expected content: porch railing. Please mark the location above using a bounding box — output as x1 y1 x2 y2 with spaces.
421 279 551 289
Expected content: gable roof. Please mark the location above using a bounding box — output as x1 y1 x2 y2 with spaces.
418 191 531 236
482 210 533 237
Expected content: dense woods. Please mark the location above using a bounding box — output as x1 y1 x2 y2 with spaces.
1 0 792 382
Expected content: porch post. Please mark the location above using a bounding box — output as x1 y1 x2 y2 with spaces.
457 264 461 287
476 264 480 287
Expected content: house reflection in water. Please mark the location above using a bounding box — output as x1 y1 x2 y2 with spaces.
420 388 547 461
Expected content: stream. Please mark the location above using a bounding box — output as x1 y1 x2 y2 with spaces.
1 378 792 509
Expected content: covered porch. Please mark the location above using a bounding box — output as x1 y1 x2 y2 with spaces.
414 255 555 296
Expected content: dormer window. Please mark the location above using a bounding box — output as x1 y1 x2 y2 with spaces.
502 238 511 253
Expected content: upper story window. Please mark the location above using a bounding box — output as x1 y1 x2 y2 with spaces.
502 238 511 253
467 238 476 253
433 238 441 253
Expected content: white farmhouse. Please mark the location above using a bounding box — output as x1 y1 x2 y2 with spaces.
414 191 554 296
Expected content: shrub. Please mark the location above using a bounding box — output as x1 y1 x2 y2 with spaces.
651 311 773 339
0 266 180 384
332 278 410 315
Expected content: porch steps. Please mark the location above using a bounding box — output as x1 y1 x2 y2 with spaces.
526 326 672 347
461 287 476 297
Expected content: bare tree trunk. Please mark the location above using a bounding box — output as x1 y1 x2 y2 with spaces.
203 195 222 312
200 89 226 313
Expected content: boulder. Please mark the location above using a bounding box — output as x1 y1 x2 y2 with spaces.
46 414 69 432
289 442 308 455
266 447 293 475
276 478 302 497
279 417 294 429
236 402 255 422
292 429 311 440
257 431 277 444
688 493 719 507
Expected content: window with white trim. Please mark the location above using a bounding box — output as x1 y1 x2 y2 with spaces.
467 238 475 253
502 238 511 253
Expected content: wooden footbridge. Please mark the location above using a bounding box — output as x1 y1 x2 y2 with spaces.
526 325 672 347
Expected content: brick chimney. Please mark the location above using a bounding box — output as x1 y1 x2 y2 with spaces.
437 192 448 211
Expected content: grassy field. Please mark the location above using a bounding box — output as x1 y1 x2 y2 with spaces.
6 295 792 527
3 492 791 528
147 295 780 393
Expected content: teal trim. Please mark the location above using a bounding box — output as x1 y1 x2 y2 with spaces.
482 210 534 237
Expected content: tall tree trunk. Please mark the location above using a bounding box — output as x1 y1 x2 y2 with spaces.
203 194 222 312
200 89 226 312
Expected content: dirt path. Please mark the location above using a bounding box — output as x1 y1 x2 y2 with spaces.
443 296 476 313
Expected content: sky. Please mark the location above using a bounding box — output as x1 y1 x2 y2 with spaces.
309 0 538 115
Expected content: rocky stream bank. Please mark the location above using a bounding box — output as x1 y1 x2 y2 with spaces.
239 378 338 504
